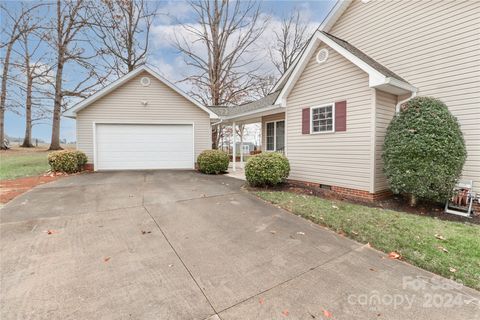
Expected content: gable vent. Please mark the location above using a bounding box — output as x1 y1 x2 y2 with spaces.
316 48 329 64
140 76 151 87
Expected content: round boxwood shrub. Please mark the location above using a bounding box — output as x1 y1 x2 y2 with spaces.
48 150 88 173
245 152 290 187
197 149 229 174
382 96 466 205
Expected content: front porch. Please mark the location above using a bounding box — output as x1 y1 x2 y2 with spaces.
209 92 286 172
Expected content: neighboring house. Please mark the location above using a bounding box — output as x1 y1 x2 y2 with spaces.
64 66 217 170
209 0 480 199
234 142 257 155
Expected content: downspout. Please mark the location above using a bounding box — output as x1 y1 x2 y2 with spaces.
395 90 417 114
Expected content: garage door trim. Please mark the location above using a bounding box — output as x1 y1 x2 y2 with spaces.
92 121 195 171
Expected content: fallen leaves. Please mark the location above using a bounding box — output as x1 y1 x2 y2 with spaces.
270 230 277 234
434 234 446 241
437 246 449 253
258 297 265 304
104 257 111 262
322 309 333 318
449 267 457 273
282 309 289 316
141 230 152 235
388 251 401 260
46 230 55 235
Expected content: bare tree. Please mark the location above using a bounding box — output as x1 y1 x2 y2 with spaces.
269 8 309 74
174 0 268 148
46 0 109 150
15 17 52 147
90 0 157 77
0 3 43 149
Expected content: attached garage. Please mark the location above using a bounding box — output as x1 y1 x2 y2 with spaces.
64 66 217 171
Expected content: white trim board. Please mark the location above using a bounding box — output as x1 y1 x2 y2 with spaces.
64 66 218 119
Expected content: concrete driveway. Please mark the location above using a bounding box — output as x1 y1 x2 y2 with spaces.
1 171 478 320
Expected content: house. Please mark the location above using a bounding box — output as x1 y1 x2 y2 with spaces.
233 142 257 155
209 0 480 200
64 66 217 170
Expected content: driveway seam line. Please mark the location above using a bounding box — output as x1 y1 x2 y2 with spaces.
216 246 357 315
174 192 240 203
142 205 221 319
0 205 146 225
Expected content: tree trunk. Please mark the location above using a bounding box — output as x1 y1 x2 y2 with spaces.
0 40 14 150
49 59 64 150
21 77 34 147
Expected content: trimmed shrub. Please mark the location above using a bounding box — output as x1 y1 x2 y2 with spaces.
73 150 88 169
197 149 229 174
48 150 88 173
245 152 290 187
382 96 466 204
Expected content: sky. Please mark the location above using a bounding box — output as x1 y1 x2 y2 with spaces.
3 0 335 143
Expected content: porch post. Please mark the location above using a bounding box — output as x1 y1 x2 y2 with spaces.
240 127 244 167
232 121 236 172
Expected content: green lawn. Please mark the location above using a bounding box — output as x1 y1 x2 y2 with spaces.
0 151 50 180
255 191 480 290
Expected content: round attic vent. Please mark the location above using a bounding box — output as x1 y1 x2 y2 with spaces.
140 76 151 87
316 48 329 64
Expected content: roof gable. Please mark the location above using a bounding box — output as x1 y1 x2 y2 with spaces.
274 31 416 105
63 66 218 119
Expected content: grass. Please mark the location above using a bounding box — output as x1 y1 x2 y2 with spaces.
255 191 480 290
0 151 50 180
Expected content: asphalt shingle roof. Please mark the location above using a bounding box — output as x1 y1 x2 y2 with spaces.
207 91 280 118
321 32 408 83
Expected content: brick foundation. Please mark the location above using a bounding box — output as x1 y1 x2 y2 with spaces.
288 179 392 203
84 163 94 171
473 201 480 216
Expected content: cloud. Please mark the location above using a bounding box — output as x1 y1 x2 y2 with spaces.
155 0 194 25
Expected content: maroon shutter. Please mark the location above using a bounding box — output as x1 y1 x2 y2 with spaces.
302 108 310 134
335 100 347 132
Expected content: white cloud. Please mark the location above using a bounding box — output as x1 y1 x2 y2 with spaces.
155 0 194 25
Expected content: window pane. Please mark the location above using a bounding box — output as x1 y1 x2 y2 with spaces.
266 122 275 150
276 121 285 150
311 105 333 132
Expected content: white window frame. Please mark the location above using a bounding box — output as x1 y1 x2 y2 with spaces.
242 144 250 154
265 120 285 151
310 103 335 134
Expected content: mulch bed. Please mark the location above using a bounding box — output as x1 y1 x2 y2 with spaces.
247 182 480 225
0 173 66 204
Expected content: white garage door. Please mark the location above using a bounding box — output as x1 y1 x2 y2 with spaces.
95 124 194 170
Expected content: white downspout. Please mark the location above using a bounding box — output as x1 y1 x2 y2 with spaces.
395 91 417 114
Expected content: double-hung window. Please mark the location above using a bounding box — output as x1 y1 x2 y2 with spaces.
266 120 285 151
311 104 334 133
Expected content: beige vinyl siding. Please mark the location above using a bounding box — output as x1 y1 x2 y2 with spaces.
76 71 211 163
330 0 480 192
374 90 397 192
286 43 373 191
261 112 285 151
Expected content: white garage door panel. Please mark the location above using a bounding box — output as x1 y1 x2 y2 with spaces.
96 124 194 170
